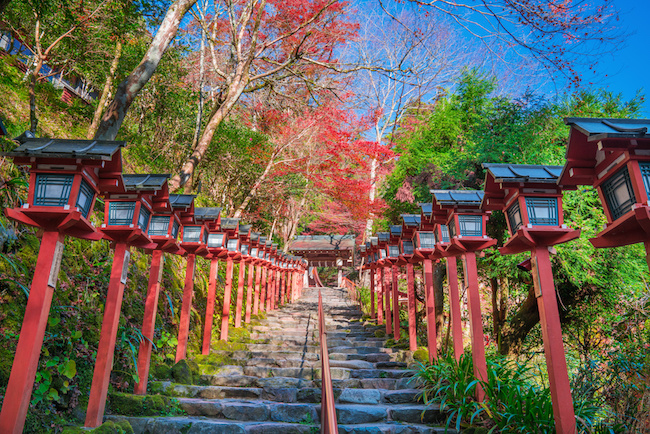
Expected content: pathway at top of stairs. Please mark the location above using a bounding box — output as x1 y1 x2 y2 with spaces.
107 287 450 433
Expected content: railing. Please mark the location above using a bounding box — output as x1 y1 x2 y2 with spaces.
341 277 360 307
313 267 326 288
318 290 338 433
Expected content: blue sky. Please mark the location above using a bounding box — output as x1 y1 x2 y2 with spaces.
580 0 649 116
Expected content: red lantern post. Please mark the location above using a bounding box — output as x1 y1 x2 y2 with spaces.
234 224 252 328
200 208 228 355
398 215 421 351
0 138 124 434
431 190 496 401
483 163 580 434
87 174 171 427
246 232 261 322
134 186 188 395
413 207 438 363
175 210 210 363
218 218 241 340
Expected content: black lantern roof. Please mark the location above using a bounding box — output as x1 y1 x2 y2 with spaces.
565 117 650 141
389 225 402 236
359 245 367 253
251 232 260 242
259 236 267 244
239 224 252 234
370 237 378 246
272 243 279 249
430 190 484 206
194 207 222 220
6 138 125 160
169 194 195 210
401 214 421 227
266 240 273 246
220 218 239 230
419 203 432 218
122 174 170 191
377 232 389 243
482 164 562 183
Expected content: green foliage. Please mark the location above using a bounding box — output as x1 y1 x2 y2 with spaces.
414 353 606 433
107 392 185 417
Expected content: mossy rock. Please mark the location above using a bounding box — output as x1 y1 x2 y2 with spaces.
413 347 429 363
151 363 172 380
62 419 134 433
171 359 193 385
108 392 182 417
374 329 386 338
210 339 248 352
228 327 251 343
194 352 238 368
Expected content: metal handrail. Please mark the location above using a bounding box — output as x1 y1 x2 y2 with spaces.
318 290 338 433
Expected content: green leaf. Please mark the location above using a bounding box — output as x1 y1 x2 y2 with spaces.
61 359 76 379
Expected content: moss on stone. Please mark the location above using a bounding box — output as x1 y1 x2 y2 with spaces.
62 419 134 434
171 359 193 384
413 347 429 363
108 392 184 417
210 339 248 352
374 329 386 338
151 363 172 380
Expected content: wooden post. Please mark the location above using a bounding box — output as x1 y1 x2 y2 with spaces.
175 253 196 362
0 231 65 434
220 257 234 340
532 246 577 434
280 268 286 305
253 265 262 314
265 267 272 311
385 265 392 335
369 268 376 319
245 262 254 322
406 262 417 351
135 250 165 394
86 243 131 427
377 267 384 324
234 261 245 328
392 264 399 341
423 259 438 362
201 257 219 355
463 252 487 401
447 256 463 361
260 266 267 312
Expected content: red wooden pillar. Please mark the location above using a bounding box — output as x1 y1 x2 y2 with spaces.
533 246 577 434
385 266 391 335
201 257 219 355
265 268 272 311
369 268 376 319
261 267 268 312
423 259 438 362
392 264 399 341
274 270 280 309
220 258 234 340
134 249 165 394
406 262 417 351
463 252 487 401
86 243 131 427
175 253 196 362
0 231 65 434
377 268 384 324
280 269 286 305
234 261 246 328
253 265 262 314
245 262 254 323
447 256 463 361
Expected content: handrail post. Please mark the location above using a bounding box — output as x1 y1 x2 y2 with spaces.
318 290 338 433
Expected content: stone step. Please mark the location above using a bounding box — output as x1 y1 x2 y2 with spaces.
152 382 422 405
199 364 413 381
176 398 446 425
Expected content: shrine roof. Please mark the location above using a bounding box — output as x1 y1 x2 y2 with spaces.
5 138 124 160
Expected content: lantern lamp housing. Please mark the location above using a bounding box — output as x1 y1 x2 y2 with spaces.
207 232 227 249
414 231 435 250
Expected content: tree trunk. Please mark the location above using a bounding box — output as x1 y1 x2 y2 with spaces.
498 286 538 355
94 0 197 140
169 74 248 191
363 156 378 240
232 149 277 218
87 40 122 139
28 58 43 133
184 25 207 193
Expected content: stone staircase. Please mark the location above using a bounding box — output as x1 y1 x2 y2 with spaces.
108 287 448 433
